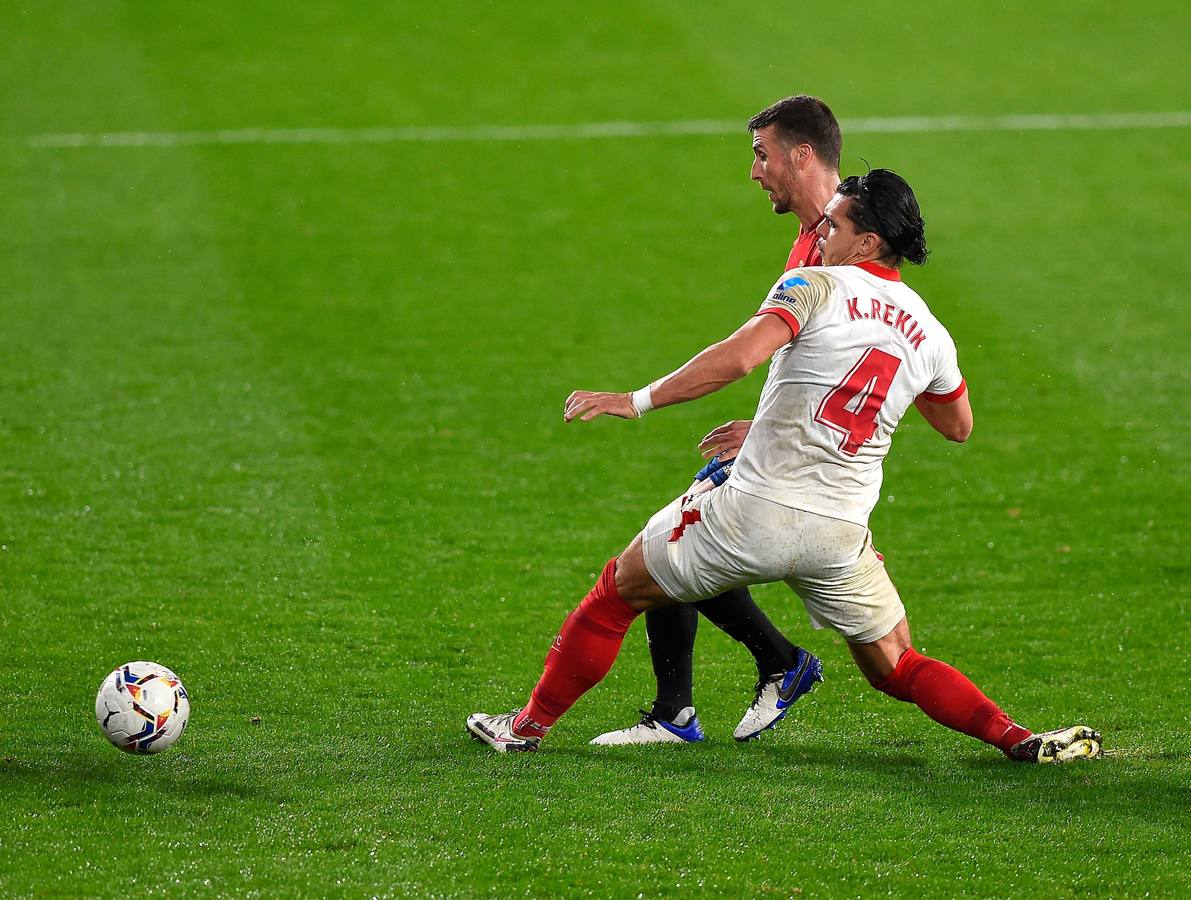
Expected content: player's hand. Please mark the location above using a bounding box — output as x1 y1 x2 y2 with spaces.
564 390 637 423
692 454 734 487
698 419 752 460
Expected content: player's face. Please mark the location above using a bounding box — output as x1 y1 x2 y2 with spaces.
750 126 800 215
816 195 870 265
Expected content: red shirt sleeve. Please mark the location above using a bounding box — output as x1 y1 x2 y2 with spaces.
754 307 802 340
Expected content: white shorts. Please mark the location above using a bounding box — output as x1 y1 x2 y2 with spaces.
640 484 905 644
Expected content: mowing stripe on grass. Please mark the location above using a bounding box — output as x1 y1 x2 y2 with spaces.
14 111 1191 149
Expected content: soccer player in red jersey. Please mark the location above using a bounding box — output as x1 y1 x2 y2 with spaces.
468 168 1100 763
591 96 842 746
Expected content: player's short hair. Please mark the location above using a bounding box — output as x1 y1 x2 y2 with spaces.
747 96 842 170
836 169 929 267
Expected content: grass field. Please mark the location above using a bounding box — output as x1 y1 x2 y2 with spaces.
2 1 1190 895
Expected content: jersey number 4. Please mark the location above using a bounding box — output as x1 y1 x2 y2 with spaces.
814 347 903 455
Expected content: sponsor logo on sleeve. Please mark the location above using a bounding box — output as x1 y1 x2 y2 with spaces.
772 274 809 301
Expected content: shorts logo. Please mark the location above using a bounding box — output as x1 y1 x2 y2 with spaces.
668 508 702 543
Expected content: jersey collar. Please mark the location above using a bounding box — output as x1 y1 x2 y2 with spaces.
854 260 902 281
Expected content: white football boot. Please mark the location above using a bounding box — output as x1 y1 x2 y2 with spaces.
466 710 542 753
1008 725 1102 763
590 708 705 745
734 649 824 741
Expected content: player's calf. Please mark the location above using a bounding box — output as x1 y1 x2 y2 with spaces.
874 647 1033 753
467 556 642 753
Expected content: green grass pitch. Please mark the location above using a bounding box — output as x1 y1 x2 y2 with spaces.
2 1 1189 895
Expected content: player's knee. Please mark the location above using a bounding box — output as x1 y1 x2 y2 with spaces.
874 669 911 701
623 594 669 613
848 652 895 692
615 571 672 613
864 669 891 691
612 540 669 609
873 646 922 702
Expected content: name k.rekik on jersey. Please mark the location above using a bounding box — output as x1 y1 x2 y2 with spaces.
846 297 926 350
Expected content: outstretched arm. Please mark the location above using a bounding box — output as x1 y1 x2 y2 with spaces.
563 314 793 423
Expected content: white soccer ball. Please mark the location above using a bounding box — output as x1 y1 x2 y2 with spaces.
95 661 191 754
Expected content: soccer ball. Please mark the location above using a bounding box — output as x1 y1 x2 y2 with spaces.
95 661 190 754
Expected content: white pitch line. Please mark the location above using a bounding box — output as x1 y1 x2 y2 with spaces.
13 111 1191 149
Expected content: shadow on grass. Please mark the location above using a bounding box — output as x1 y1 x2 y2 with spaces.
539 740 1191 828
0 755 288 804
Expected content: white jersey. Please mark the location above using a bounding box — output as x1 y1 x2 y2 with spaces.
729 261 966 527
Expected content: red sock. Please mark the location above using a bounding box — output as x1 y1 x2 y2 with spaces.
876 648 1031 754
513 558 639 737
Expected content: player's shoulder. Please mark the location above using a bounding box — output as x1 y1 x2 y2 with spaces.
766 266 837 311
761 267 838 330
771 265 839 296
893 278 948 327
893 282 958 357
783 264 836 280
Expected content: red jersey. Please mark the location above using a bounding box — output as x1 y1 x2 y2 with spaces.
785 216 825 270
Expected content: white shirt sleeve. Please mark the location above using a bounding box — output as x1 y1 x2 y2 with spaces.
923 336 965 401
754 269 833 339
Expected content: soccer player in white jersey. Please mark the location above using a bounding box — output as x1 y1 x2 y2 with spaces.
468 169 1101 763
592 95 840 747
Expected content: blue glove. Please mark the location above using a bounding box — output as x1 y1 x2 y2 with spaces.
694 454 734 487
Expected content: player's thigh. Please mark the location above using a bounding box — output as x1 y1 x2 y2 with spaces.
786 519 906 645
613 533 676 609
640 485 801 603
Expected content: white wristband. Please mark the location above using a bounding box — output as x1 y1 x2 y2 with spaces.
630 386 654 418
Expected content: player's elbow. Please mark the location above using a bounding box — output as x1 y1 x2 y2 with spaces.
720 315 789 381
721 345 763 381
945 419 973 443
730 354 760 380
738 340 779 377
919 394 973 443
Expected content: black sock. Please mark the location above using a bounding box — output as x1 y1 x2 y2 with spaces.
645 603 699 721
693 586 800 676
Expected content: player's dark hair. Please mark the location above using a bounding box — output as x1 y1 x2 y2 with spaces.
747 95 841 170
836 169 929 267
